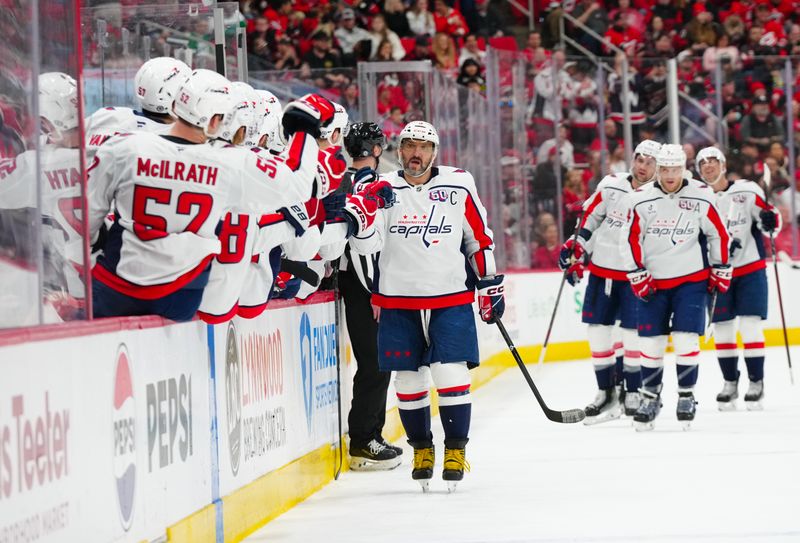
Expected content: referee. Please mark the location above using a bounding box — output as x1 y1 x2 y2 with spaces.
340 123 402 470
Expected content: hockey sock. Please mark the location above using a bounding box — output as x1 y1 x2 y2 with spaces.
614 340 624 386
740 316 765 382
639 335 667 392
431 362 471 440
395 370 432 442
674 332 700 388
588 325 615 389
622 328 641 392
714 319 740 382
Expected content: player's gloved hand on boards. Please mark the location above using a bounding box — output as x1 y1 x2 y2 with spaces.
558 237 587 286
729 237 742 257
282 93 335 139
627 268 655 301
280 197 325 236
321 191 346 223
759 207 779 233
709 264 732 294
477 274 505 324
342 180 395 237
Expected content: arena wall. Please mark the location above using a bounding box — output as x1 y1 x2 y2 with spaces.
1 269 797 543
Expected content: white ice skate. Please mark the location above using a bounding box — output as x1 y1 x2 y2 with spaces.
744 380 764 411
716 379 739 411
583 388 622 426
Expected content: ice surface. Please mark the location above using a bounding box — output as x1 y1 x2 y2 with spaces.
245 349 800 542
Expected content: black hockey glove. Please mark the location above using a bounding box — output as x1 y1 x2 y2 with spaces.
759 208 778 233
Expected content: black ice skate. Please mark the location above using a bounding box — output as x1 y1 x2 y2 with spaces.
676 389 697 431
349 439 402 471
744 380 764 411
633 387 662 432
583 387 622 425
409 439 435 492
623 390 641 417
716 377 739 411
442 439 470 493
379 436 403 456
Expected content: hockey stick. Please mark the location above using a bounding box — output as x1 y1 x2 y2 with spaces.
332 261 345 478
770 233 794 385
762 163 794 384
538 206 588 365
705 290 718 338
496 318 586 423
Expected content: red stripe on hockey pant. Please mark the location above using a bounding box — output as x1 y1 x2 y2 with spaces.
591 349 615 358
464 193 492 249
628 212 644 268
705 205 731 265
743 342 765 349
372 291 475 310
580 191 603 229
397 391 429 401
733 260 766 277
437 384 471 395
92 254 214 300
715 343 738 350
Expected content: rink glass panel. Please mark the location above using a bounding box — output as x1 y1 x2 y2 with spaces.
80 2 243 111
0 0 90 328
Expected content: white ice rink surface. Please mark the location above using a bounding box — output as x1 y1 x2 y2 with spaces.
245 349 800 543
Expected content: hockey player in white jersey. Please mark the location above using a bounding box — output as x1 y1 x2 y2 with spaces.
349 121 504 492
696 147 781 410
85 57 191 153
0 72 87 321
620 144 731 431
87 70 331 321
558 140 661 424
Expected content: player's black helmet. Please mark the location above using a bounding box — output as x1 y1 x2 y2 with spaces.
344 122 386 159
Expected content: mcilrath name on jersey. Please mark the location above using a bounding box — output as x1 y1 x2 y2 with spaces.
136 157 219 186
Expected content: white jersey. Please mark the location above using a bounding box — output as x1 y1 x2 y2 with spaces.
87 131 318 299
350 166 495 309
620 178 730 288
0 144 86 297
580 172 642 280
85 107 169 157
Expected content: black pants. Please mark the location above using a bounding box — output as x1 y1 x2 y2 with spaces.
339 265 390 447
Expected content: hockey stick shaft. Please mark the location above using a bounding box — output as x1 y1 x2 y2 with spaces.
332 262 344 478
496 318 585 423
770 233 794 385
705 290 718 337
538 207 588 365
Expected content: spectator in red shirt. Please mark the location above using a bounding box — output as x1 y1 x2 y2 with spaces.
609 0 645 37
433 0 469 37
604 11 640 56
403 35 433 61
264 0 292 33
532 223 561 269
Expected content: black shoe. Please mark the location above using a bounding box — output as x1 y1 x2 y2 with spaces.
379 436 403 456
349 439 401 471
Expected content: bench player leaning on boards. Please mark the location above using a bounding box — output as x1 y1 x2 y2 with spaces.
87 70 332 321
349 121 504 492
619 144 731 431
695 146 781 410
558 140 661 424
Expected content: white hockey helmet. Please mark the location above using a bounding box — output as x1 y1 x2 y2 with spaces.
259 89 283 118
247 89 284 150
696 146 726 168
134 57 191 115
319 101 348 146
172 69 232 137
218 84 255 145
656 143 687 168
634 139 661 159
398 120 439 147
39 72 79 136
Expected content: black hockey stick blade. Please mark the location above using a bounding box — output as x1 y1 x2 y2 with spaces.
495 318 586 424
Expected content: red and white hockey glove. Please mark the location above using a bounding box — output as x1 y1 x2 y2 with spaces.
343 180 395 236
627 268 656 301
708 264 732 294
282 93 335 139
558 237 588 286
477 274 505 324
